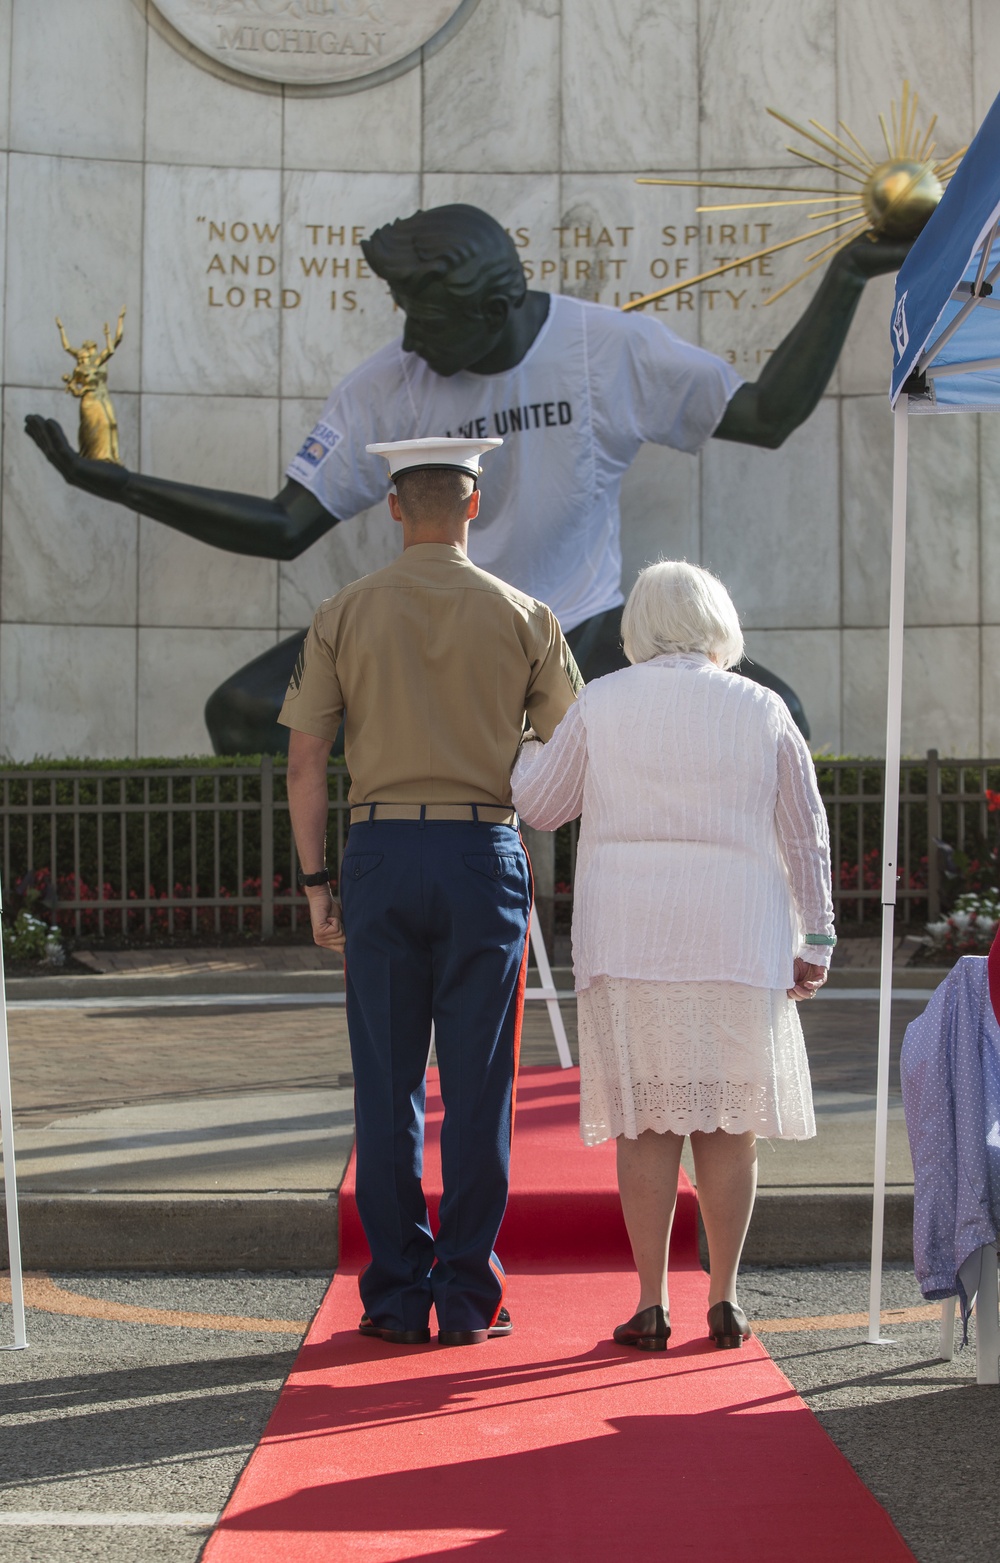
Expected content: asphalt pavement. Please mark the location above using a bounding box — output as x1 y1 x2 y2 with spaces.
0 1272 327 1563
0 1265 993 1563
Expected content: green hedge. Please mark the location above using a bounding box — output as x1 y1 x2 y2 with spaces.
3 754 999 938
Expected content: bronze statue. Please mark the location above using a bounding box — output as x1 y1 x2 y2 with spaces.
55 307 126 464
26 209 907 753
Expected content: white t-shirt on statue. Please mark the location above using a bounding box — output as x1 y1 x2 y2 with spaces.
286 294 742 633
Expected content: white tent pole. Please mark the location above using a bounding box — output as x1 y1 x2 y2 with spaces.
867 396 909 1346
0 874 27 1349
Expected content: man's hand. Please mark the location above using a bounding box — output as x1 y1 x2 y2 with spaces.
787 958 828 1001
306 886 345 955
24 415 128 498
837 233 913 282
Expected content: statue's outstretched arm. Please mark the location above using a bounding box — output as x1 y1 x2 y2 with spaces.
713 235 911 449
98 307 126 365
55 318 75 358
23 415 336 560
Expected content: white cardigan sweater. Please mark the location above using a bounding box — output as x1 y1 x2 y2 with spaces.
512 653 835 992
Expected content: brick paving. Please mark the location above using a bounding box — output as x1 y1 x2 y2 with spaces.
7 1000 580 1127
7 991 926 1129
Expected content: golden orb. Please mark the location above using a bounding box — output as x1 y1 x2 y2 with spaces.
628 85 965 312
863 159 943 240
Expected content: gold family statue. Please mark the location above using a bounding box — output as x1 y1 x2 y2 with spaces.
56 306 126 464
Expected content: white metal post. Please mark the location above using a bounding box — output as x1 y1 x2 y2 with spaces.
867 396 909 1346
0 874 27 1348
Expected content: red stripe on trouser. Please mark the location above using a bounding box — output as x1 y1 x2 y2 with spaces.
509 917 530 1139
488 1255 507 1326
487 843 532 1330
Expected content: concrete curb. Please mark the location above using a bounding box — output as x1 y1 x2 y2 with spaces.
825 968 943 990
1 1193 340 1272
2 1189 913 1271
6 970 349 1002
740 1188 914 1265
6 965 949 1002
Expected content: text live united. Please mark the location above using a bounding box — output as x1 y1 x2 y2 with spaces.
447 403 574 440
198 218 779 315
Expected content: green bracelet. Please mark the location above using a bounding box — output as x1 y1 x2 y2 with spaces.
804 933 837 947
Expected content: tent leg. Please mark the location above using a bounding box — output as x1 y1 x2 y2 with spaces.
867 396 909 1347
867 904 898 1345
0 916 27 1349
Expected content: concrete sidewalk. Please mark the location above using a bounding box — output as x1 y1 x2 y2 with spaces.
1 941 944 1269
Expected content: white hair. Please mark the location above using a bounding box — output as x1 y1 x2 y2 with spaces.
621 560 744 670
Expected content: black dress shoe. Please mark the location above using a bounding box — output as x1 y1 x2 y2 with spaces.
613 1304 670 1352
438 1307 513 1346
707 1300 752 1348
358 1314 431 1345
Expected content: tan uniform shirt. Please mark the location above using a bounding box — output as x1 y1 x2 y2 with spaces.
278 543 582 807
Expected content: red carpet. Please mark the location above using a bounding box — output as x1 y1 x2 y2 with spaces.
205 1068 915 1563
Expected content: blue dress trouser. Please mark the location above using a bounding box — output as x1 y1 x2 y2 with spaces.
340 819 532 1334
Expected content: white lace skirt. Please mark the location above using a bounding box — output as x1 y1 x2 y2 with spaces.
577 976 816 1146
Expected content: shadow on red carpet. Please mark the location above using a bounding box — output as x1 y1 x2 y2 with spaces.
203 1067 916 1563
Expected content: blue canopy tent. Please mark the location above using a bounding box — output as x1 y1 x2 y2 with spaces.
868 88 1000 1343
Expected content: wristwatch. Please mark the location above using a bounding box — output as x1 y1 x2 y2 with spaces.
296 867 331 887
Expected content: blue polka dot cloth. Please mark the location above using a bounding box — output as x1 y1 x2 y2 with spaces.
901 954 1000 1325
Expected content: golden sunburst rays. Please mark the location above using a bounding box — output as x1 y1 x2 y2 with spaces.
623 82 964 313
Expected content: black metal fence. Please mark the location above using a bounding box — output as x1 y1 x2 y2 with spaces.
0 759 350 939
2 750 998 940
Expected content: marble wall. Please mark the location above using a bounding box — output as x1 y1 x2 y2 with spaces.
1 0 997 758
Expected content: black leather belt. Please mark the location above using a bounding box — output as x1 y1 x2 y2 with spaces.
350 803 519 826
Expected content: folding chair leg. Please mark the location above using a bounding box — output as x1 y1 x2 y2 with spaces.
975 1245 1000 1386
939 1295 957 1361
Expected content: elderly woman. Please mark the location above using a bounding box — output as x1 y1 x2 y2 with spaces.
512 561 834 1352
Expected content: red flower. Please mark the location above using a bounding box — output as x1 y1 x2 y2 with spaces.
986 789 1000 812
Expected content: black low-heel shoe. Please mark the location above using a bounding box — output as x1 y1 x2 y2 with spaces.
707 1300 751 1349
613 1304 670 1352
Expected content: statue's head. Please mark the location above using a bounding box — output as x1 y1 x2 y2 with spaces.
362 204 527 377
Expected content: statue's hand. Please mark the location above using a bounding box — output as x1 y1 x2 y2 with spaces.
24 415 128 497
837 233 914 281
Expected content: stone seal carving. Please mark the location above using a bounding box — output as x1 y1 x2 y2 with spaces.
149 0 477 89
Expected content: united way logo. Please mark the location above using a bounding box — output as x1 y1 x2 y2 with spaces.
892 292 910 360
295 422 342 469
150 0 480 89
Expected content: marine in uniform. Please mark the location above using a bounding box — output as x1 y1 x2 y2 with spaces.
280 436 581 1346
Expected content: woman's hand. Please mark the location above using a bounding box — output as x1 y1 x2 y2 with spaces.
787 958 827 1001
306 887 345 955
